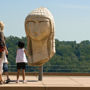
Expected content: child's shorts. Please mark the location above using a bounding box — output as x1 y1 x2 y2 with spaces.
3 63 8 72
17 63 26 69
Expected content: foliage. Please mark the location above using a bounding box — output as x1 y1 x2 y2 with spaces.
5 36 90 73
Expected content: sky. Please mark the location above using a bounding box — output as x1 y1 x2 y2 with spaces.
0 0 90 43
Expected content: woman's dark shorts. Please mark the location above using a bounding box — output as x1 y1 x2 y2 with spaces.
17 63 26 69
3 63 8 72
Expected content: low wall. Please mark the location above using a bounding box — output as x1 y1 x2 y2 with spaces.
1 87 90 90
5 72 90 76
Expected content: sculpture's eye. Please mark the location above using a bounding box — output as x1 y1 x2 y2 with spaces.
29 21 36 23
39 21 49 23
39 21 44 23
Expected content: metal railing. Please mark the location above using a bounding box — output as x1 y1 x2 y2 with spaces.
8 65 90 73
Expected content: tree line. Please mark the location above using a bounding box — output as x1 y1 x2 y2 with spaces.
5 36 90 73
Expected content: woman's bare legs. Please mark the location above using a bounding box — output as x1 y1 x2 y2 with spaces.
0 58 3 83
0 74 2 81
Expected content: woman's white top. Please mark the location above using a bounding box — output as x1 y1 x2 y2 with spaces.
16 48 27 63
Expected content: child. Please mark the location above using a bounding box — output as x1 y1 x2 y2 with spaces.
3 47 10 84
16 41 27 83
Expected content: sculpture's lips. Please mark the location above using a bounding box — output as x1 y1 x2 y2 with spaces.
30 35 49 41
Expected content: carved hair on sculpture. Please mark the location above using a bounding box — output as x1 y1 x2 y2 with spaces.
25 7 55 66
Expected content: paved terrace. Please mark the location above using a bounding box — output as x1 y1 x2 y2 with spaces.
1 75 90 90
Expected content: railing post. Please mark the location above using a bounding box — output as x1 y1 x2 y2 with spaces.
38 65 43 81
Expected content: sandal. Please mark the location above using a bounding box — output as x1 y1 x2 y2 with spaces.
0 81 3 85
5 79 11 84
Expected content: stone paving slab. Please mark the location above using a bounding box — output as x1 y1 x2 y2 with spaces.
0 75 90 87
0 75 90 90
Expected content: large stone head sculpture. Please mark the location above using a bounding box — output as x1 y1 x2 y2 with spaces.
25 7 55 66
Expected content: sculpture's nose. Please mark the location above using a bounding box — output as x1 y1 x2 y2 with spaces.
34 23 40 35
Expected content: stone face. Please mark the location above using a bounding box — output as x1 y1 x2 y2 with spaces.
25 7 55 66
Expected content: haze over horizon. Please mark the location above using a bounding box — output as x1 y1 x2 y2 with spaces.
0 0 90 43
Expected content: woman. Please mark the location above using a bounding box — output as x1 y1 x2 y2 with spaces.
0 21 6 84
